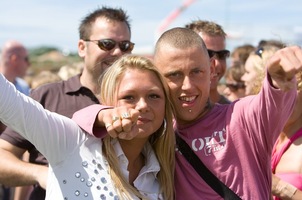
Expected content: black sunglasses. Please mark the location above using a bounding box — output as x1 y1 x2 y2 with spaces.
225 82 245 91
207 49 230 60
84 39 135 52
255 47 264 58
18 55 29 63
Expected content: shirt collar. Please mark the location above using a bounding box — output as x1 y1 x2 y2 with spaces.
63 74 83 94
112 139 160 174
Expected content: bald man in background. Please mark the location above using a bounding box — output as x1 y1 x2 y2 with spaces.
0 40 31 200
0 40 30 95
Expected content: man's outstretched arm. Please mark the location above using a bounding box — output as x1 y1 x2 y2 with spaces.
0 139 47 189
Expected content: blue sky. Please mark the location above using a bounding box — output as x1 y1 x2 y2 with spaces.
1 0 301 54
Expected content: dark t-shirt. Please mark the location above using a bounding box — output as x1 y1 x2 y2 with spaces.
0 74 99 200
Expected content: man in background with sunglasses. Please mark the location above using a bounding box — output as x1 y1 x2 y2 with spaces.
0 6 133 200
0 40 30 97
185 20 231 104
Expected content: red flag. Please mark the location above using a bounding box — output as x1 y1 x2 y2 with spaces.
157 0 197 34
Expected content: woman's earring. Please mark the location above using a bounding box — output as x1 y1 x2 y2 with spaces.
150 119 167 145
162 118 167 135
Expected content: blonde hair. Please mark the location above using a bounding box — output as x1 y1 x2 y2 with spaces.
250 45 302 94
296 71 302 91
99 54 175 199
248 45 281 94
185 20 227 38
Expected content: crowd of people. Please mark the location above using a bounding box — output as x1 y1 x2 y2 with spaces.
0 5 302 200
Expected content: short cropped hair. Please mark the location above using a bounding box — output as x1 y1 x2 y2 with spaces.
154 27 207 54
185 20 226 38
79 6 131 40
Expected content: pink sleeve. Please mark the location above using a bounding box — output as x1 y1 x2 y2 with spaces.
242 72 296 149
72 104 112 138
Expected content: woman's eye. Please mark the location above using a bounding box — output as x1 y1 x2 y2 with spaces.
149 94 160 99
122 95 134 100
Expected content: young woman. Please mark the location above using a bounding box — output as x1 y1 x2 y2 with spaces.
241 45 281 96
0 55 175 200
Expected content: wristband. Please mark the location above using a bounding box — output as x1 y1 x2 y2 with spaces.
276 179 297 199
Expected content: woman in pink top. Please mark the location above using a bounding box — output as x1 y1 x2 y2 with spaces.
271 71 302 200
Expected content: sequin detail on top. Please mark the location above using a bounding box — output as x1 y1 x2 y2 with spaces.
62 159 119 199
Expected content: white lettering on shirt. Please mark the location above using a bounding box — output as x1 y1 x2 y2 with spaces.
191 128 226 156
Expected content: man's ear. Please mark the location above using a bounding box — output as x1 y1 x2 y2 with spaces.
210 58 216 80
78 39 86 58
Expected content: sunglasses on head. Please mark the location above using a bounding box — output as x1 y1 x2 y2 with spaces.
84 39 135 52
255 47 264 58
207 49 230 60
225 82 245 91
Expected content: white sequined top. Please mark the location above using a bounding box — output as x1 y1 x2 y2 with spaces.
0 74 163 200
